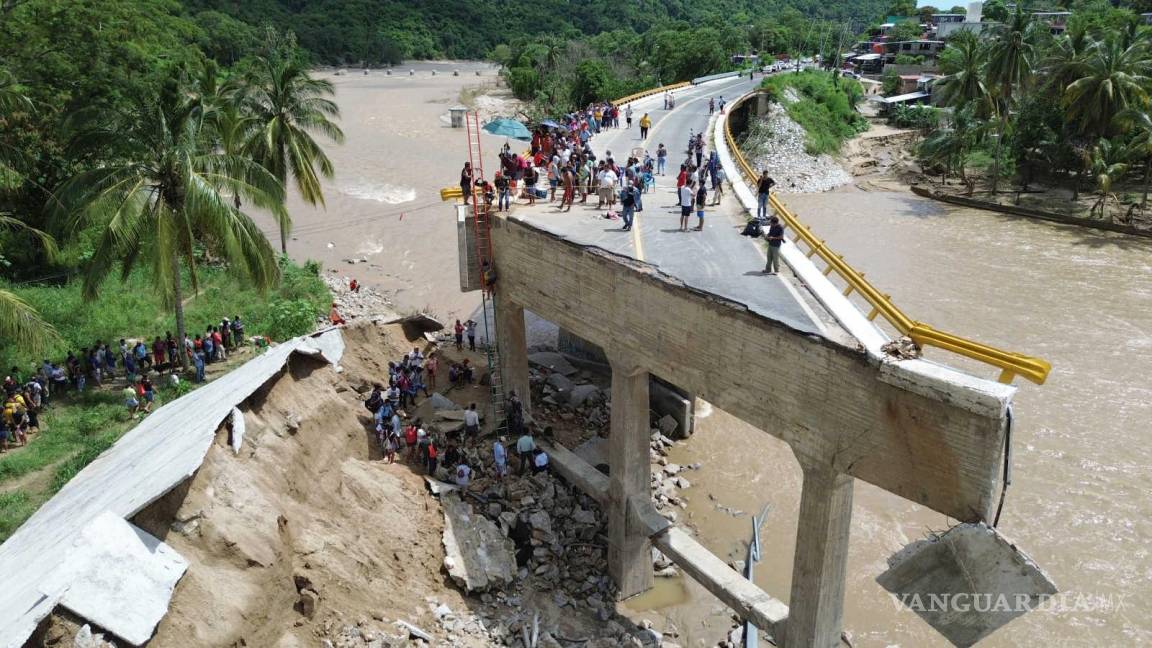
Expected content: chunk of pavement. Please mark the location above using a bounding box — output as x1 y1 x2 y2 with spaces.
545 373 575 399
440 492 516 592
876 522 1057 648
394 621 433 642
568 384 602 406
528 352 577 376
429 392 460 411
657 414 678 437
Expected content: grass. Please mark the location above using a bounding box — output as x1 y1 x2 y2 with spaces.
760 71 869 155
0 258 330 370
0 258 331 541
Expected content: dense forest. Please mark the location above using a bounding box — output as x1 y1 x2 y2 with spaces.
181 0 891 64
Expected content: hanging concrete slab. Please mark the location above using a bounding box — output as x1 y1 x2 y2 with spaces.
876 522 1058 647
41 512 187 646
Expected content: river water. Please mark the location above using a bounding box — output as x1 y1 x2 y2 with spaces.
636 186 1152 647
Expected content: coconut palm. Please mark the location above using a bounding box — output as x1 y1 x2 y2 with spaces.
919 107 985 193
934 31 991 115
984 6 1037 194
1087 139 1130 220
244 56 344 253
1042 23 1091 95
1064 35 1152 139
1115 108 1152 213
55 73 285 368
0 217 60 353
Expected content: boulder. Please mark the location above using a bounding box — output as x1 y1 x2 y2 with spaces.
440 493 516 592
657 414 679 437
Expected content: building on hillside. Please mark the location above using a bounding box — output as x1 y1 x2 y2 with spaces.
882 40 946 63
1030 11 1072 35
869 75 939 115
930 13 966 25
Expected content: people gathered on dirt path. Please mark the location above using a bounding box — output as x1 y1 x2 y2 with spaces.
1 315 259 452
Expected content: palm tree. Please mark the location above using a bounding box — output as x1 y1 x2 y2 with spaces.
244 56 344 254
55 73 285 368
1087 139 1130 221
1063 35 1151 139
0 217 60 353
195 65 257 209
984 6 1037 194
1042 23 1091 96
919 107 985 193
1115 108 1152 213
934 31 991 115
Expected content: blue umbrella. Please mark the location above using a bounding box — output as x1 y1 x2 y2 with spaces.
482 118 532 141
540 119 563 129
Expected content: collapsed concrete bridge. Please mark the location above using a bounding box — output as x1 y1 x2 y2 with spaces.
483 212 1013 647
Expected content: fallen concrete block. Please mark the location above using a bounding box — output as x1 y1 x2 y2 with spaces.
428 393 460 411
568 384 602 406
44 512 188 646
546 373 575 398
440 493 516 592
876 522 1057 647
528 352 577 376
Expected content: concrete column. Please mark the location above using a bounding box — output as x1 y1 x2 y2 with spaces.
784 463 855 648
492 291 531 416
607 358 652 599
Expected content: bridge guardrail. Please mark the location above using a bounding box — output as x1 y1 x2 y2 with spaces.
723 91 1052 386
613 81 692 106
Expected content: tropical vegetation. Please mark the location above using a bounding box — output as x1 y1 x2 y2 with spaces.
920 1 1152 222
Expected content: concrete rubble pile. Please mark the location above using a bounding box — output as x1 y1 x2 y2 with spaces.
323 274 399 323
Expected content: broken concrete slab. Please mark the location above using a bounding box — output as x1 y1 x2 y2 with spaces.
428 393 460 411
545 373 575 399
0 329 344 648
435 409 484 422
440 493 516 592
876 522 1058 648
568 384 602 407
44 512 188 646
573 437 608 468
528 351 577 376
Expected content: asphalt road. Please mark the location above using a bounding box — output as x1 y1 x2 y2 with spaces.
513 75 828 336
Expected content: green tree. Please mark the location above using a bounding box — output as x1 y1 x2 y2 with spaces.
1087 138 1130 220
243 56 344 253
984 6 1037 192
889 21 924 42
54 71 284 368
934 31 991 115
982 0 1011 23
919 107 985 192
1115 108 1152 213
1063 35 1151 139
882 68 903 96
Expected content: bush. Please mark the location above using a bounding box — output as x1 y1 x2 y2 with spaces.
264 298 320 341
760 71 869 155
890 104 940 130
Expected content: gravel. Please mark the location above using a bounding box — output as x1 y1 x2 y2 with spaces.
743 103 852 194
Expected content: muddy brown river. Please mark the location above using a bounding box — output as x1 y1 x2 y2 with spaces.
629 187 1152 647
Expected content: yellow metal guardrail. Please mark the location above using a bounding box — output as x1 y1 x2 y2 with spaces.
614 81 692 106
724 92 1052 386
440 186 464 201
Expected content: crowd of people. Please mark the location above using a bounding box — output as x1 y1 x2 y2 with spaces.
457 92 746 237
0 315 251 451
364 342 550 488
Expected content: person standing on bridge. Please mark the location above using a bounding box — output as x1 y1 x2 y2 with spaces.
559 163 576 212
679 179 695 232
764 216 785 275
694 181 708 231
756 170 776 220
639 112 652 139
656 143 667 175
460 162 473 204
625 104 633 129
620 180 638 231
709 97 715 115
494 171 510 212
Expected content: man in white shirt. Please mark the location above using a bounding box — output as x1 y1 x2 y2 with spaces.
532 450 550 474
599 168 618 212
454 463 472 487
679 180 695 231
463 403 480 439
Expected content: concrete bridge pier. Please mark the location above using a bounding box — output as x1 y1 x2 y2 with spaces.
492 291 532 415
783 462 855 648
607 357 654 599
